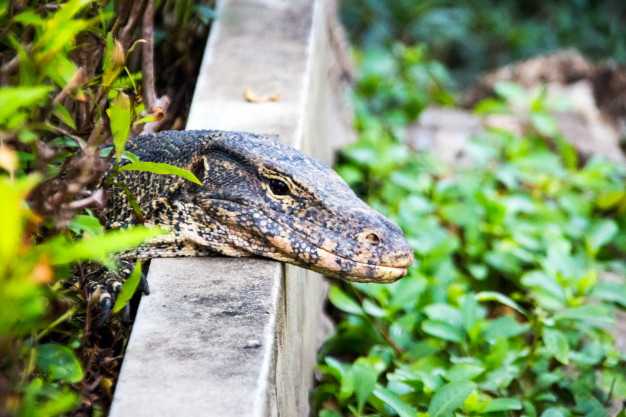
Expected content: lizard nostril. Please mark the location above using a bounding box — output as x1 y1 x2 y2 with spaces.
365 233 381 246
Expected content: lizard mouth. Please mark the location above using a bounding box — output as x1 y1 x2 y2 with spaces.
268 228 412 283
300 237 410 283
205 199 412 283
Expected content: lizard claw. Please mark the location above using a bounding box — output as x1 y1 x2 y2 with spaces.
138 270 150 295
120 302 131 324
81 261 148 328
92 288 112 329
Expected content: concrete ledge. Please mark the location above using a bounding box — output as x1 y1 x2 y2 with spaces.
110 258 281 416
109 0 352 415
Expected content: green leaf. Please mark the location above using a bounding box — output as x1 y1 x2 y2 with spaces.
43 226 166 265
133 114 156 125
36 388 78 416
422 320 464 343
119 162 202 185
194 4 216 23
100 147 139 162
541 408 566 417
362 298 387 317
424 303 462 327
587 220 618 253
68 214 103 237
324 357 349 383
530 113 559 137
597 191 625 209
353 357 382 413
446 363 485 382
428 381 476 417
35 344 83 383
0 86 53 125
372 387 417 417
107 92 132 164
554 305 614 327
473 98 510 115
14 10 45 25
113 260 142 313
482 316 530 340
52 103 77 130
0 175 40 267
592 283 626 308
543 327 569 365
328 286 363 315
102 33 125 86
476 291 528 317
494 82 526 102
479 398 523 412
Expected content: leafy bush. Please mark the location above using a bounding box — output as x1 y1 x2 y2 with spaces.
341 0 626 86
0 0 212 415
315 58 626 415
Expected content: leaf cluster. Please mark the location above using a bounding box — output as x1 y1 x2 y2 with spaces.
0 0 212 415
316 55 626 416
340 0 626 86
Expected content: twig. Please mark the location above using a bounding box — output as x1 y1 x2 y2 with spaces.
36 306 77 339
0 35 32 83
65 190 104 210
118 0 148 50
141 0 156 110
44 123 86 146
0 55 19 78
350 284 404 355
139 0 169 135
52 66 87 105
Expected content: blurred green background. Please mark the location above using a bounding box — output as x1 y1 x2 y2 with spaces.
341 0 626 87
314 1 626 416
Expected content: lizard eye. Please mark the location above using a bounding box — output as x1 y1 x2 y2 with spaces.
268 178 290 196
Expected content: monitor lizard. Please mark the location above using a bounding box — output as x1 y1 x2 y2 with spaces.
90 130 414 321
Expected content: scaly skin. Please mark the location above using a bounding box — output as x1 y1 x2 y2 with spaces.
104 130 414 283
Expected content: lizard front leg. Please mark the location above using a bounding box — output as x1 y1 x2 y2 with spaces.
81 261 149 328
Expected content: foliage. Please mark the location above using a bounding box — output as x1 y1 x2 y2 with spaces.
0 0 213 415
315 55 626 415
353 43 454 125
340 0 626 86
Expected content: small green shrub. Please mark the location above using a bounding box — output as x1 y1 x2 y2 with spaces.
316 64 626 415
0 0 213 414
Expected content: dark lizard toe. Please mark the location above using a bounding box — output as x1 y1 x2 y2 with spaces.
93 291 112 329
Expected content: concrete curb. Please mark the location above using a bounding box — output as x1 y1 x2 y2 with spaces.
109 0 352 415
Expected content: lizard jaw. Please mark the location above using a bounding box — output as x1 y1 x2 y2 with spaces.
265 229 412 283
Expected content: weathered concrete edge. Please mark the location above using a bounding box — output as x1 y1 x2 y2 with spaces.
109 0 348 415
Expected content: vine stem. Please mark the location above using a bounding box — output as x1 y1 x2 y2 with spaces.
350 284 404 356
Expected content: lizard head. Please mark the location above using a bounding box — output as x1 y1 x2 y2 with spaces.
187 131 414 283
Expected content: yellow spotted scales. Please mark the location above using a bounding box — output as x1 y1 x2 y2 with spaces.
105 130 414 282
88 130 413 323
88 130 414 322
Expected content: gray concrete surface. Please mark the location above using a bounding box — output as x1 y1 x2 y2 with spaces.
109 0 351 415
109 258 281 416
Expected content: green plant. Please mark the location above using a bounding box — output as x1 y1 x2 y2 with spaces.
341 0 626 86
0 0 211 414
316 73 626 415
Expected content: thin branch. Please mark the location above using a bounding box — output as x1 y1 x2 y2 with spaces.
350 284 404 355
139 0 169 135
118 0 148 50
52 67 87 105
65 190 104 210
0 55 19 77
141 0 156 110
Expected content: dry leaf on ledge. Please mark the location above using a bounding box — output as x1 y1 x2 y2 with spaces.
243 88 281 103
